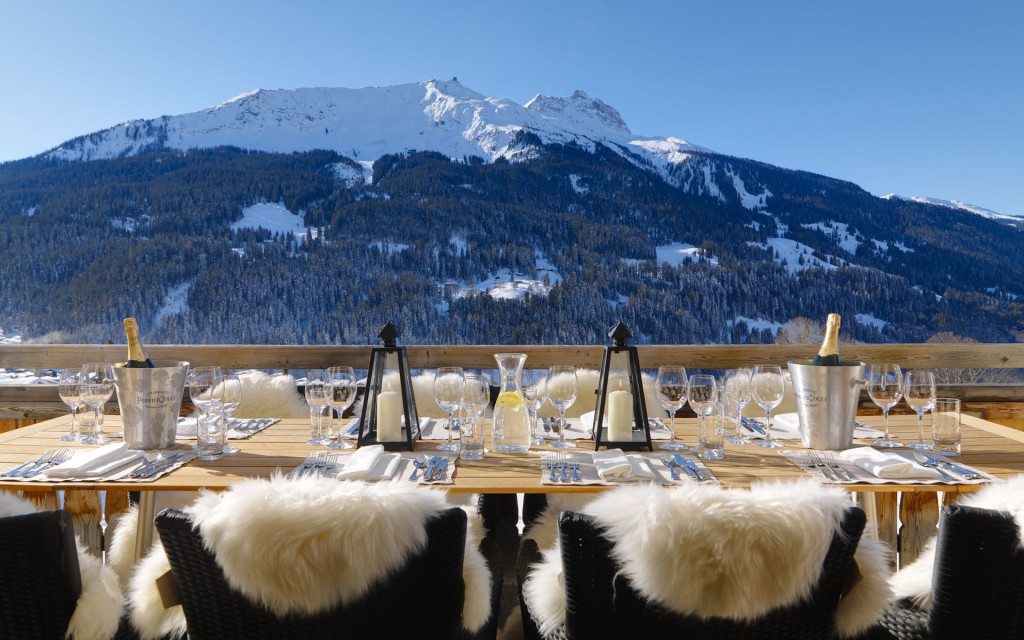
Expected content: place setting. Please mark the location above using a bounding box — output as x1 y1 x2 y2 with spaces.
783 447 991 485
285 444 458 484
538 449 716 486
0 441 196 482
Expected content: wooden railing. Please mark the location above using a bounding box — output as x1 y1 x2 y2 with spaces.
2 342 1024 425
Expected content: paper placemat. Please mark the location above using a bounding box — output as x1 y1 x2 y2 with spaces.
538 451 698 486
288 450 457 484
782 449 993 485
1 445 197 483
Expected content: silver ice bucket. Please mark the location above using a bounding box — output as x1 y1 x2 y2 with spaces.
788 360 866 450
112 361 189 450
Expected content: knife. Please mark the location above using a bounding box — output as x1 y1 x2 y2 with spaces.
918 452 982 479
432 457 448 481
673 454 704 480
740 417 765 436
423 456 440 481
133 452 187 479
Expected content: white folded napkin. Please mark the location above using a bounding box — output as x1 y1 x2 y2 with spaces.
593 449 655 481
764 413 803 439
336 445 385 480
47 442 144 478
365 453 401 481
839 447 940 480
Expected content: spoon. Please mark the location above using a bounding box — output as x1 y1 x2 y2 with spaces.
911 451 956 481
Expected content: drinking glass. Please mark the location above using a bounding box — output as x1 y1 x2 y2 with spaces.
189 366 223 453
698 402 726 460
751 365 785 449
213 375 242 454
522 369 547 446
721 368 752 444
687 374 718 450
434 367 465 452
462 373 490 423
932 397 962 455
57 369 83 441
868 363 903 448
79 363 114 444
326 366 357 450
546 365 578 449
655 366 687 450
904 369 936 450
304 370 331 445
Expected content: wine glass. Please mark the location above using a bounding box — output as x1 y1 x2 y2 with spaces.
546 365 577 449
655 366 687 450
434 367 465 452
213 375 242 454
326 366 357 450
189 365 223 448
304 370 331 445
57 369 83 441
79 363 115 444
721 368 752 444
751 365 785 449
522 369 547 446
687 373 718 450
868 363 904 448
462 373 490 423
904 369 936 450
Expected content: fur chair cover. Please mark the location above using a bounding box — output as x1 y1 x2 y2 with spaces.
522 481 891 638
123 478 492 638
890 474 1024 610
0 492 123 640
231 370 309 419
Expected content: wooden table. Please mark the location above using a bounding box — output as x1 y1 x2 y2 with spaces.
2 413 1023 566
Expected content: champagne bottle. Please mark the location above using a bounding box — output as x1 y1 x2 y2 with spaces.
812 314 841 366
123 318 155 368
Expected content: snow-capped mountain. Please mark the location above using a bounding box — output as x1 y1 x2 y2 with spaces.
883 194 1016 222
47 78 709 182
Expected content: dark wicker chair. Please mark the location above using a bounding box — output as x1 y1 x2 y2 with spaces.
867 503 1024 640
519 506 867 640
0 509 82 640
155 506 502 640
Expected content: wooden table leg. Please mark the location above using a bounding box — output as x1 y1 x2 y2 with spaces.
64 489 103 555
859 492 899 569
25 489 60 511
134 491 156 563
899 491 940 567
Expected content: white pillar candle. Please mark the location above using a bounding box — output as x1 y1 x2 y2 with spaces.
607 388 634 442
376 389 402 442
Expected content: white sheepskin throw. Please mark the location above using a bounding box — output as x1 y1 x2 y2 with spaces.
891 474 1024 610
523 481 891 638
412 372 448 418
126 478 491 636
0 492 123 640
231 370 309 419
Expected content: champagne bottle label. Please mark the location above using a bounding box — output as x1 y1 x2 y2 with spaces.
813 314 841 366
123 318 155 368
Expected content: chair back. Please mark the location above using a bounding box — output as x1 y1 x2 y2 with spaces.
927 504 1024 639
155 506 469 639
0 510 82 640
558 506 866 639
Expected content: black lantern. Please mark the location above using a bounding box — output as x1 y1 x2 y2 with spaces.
593 322 652 451
356 322 420 451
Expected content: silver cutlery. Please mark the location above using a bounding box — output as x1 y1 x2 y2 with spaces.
430 457 448 481
740 417 765 436
660 456 680 480
674 454 708 481
558 454 569 483
21 448 75 478
423 455 440 481
821 451 855 481
3 449 58 477
314 453 340 477
911 451 957 481
288 452 320 479
546 459 559 482
409 456 426 480
914 451 982 479
570 460 581 483
131 452 187 479
806 451 839 481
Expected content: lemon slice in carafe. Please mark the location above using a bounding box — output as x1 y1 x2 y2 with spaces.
495 391 525 411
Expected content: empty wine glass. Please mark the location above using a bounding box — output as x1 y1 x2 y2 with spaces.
868 363 903 448
434 367 465 452
304 370 331 445
751 365 785 449
214 375 242 454
58 369 83 441
687 373 718 450
904 369 936 450
79 363 115 444
655 366 687 450
326 366 357 450
189 365 223 449
522 369 547 446
546 365 578 449
721 368 752 444
462 373 490 422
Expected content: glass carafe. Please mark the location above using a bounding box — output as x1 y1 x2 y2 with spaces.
492 353 531 452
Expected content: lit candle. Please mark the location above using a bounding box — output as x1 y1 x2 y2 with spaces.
376 382 402 442
607 380 633 442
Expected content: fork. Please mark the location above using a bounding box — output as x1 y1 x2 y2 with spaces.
806 451 839 481
660 456 680 480
315 453 340 477
3 449 57 477
288 452 319 479
821 451 854 481
21 448 74 478
570 458 581 483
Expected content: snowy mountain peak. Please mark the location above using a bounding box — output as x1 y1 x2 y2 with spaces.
525 89 631 134
883 194 1018 221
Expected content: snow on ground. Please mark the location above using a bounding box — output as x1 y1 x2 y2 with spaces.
801 221 859 254
330 162 365 188
569 174 589 195
884 194 1018 221
652 242 718 266
535 249 563 283
730 316 785 336
726 168 771 210
373 241 410 254
232 202 311 241
445 255 563 304
154 282 191 324
748 238 838 274
0 329 57 384
855 313 887 331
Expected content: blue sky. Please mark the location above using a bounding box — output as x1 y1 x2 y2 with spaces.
2 0 1021 215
